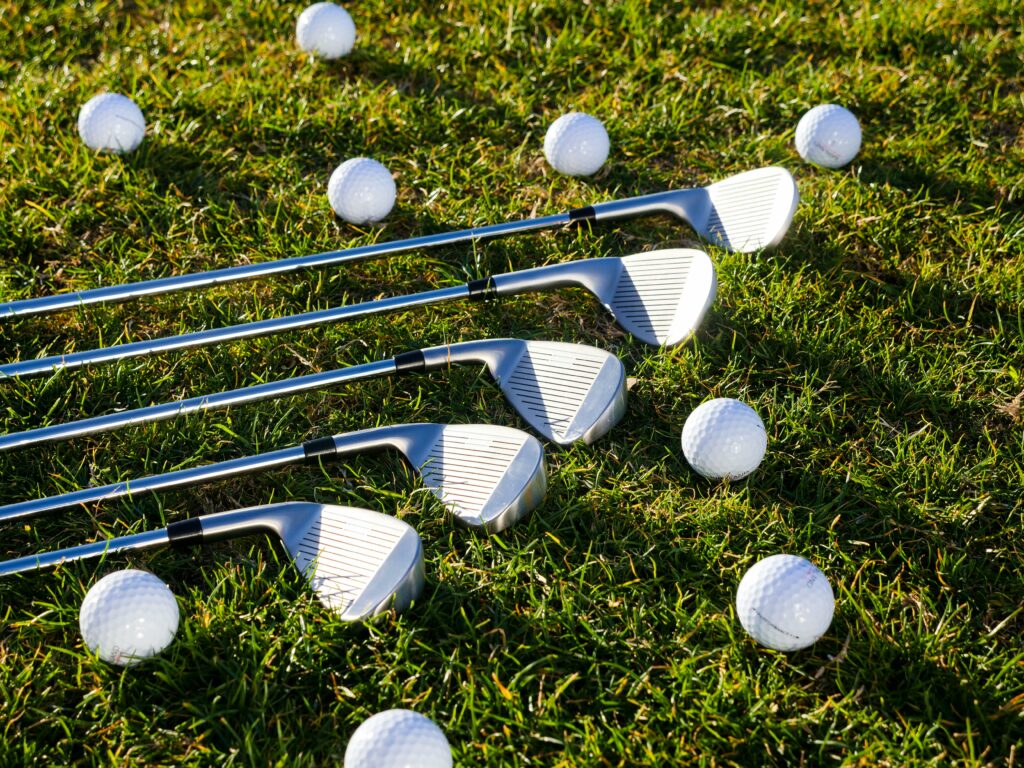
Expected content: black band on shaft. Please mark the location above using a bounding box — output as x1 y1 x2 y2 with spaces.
167 517 204 549
303 436 337 462
467 277 498 301
394 349 426 374
569 205 596 223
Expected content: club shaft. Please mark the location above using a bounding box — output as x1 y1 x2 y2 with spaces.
0 445 305 524
0 529 171 576
0 285 469 379
0 212 574 319
0 359 398 452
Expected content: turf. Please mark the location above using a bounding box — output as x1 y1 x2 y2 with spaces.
0 0 1022 764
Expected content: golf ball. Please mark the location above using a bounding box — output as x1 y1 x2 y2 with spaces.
344 709 452 768
327 157 396 224
77 93 146 154
543 112 610 176
681 398 767 481
296 2 356 60
735 554 835 651
795 104 862 168
79 569 179 666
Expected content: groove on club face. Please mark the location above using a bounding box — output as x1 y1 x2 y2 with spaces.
602 249 717 346
494 341 627 445
276 503 425 620
703 166 799 252
403 424 547 533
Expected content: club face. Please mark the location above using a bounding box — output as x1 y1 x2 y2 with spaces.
701 166 799 252
490 340 627 445
281 504 425 621
597 248 717 347
403 424 547 533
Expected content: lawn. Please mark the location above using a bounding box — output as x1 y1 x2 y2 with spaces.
0 0 1022 765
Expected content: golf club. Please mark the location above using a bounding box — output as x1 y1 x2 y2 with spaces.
0 167 794 319
0 423 547 533
0 339 627 451
0 502 425 621
0 248 716 379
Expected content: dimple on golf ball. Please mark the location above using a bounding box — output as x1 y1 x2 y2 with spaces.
296 2 356 60
77 93 146 154
795 104 862 168
344 709 452 768
327 157 396 224
735 554 835 651
79 569 179 666
681 398 767 481
543 112 610 176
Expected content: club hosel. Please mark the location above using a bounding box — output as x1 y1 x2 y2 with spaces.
168 502 323 548
476 258 622 300
0 445 308 524
404 339 523 375
304 423 441 466
588 187 707 224
0 528 171 577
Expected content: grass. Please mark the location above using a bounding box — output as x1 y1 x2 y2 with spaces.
1 0 1022 764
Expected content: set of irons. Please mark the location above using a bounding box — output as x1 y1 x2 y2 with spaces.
0 166 799 620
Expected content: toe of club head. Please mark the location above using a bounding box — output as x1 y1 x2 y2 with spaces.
500 340 628 445
607 249 717 347
704 166 799 252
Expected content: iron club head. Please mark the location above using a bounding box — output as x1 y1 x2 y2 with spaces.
702 166 799 252
342 423 548 534
490 248 717 348
198 502 426 621
427 339 627 445
600 248 718 346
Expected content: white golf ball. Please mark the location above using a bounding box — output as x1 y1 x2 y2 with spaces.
296 2 356 60
543 112 610 176
344 709 452 768
79 569 179 666
681 398 767 481
327 157 396 224
735 554 835 651
795 104 862 168
77 93 146 154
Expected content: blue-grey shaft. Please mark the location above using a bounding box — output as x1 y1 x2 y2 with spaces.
0 529 170 575
0 445 304 524
0 213 569 319
0 359 395 451
0 284 469 379
0 424 447 524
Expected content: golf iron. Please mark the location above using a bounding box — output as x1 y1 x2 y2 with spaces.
0 339 627 451
0 167 795 319
0 502 425 622
0 248 717 379
0 423 547 534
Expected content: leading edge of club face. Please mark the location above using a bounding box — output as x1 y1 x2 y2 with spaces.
363 423 547 534
256 502 426 621
597 248 717 347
